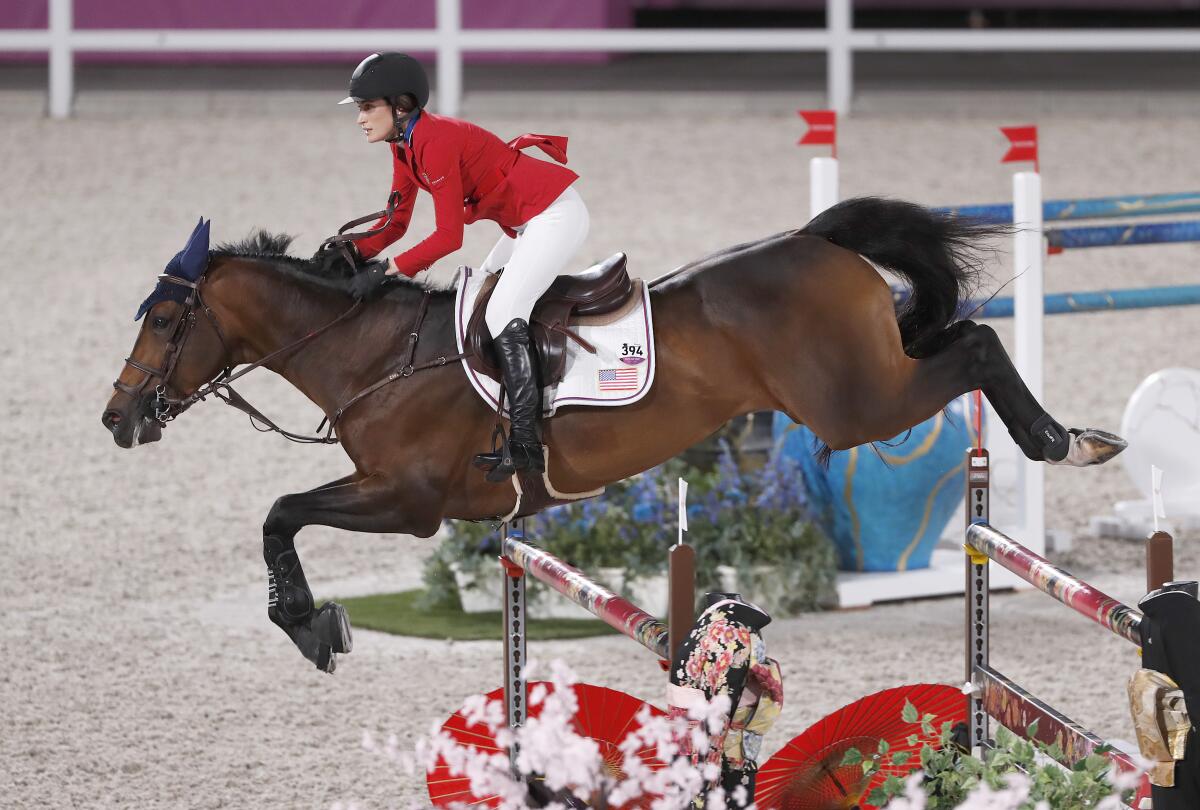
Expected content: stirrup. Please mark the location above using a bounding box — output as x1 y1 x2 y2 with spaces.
473 451 504 473
473 421 511 473
484 444 547 482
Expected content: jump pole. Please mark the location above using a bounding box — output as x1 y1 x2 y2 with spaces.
1147 530 1174 593
963 448 1147 781
809 156 839 220
891 284 1200 318
500 522 529 770
964 447 991 757
936 190 1200 224
1013 170 1046 557
799 109 839 221
669 478 696 663
966 522 1144 645
498 515 697 761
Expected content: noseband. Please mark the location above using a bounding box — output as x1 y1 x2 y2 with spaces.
112 273 232 425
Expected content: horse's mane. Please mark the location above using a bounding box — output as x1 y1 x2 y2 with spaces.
210 229 455 297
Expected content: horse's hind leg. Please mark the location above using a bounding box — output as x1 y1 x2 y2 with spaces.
827 320 1125 466
920 322 1125 464
904 321 1061 459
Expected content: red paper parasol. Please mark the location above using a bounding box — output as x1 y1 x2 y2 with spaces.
754 683 967 810
427 682 667 808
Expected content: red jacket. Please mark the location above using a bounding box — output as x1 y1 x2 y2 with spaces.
353 112 579 277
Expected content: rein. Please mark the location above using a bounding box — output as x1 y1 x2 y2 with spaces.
318 189 403 268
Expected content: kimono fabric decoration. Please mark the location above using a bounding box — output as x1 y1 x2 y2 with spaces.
667 596 783 808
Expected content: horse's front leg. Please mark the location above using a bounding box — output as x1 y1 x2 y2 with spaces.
261 472 441 673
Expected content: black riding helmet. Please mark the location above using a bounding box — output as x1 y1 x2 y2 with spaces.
338 52 430 109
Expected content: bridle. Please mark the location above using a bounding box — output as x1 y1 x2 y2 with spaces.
114 200 468 444
113 266 371 443
113 273 234 426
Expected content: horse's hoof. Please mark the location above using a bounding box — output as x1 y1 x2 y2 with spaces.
317 645 337 674
1047 428 1128 467
312 601 353 655
273 615 339 673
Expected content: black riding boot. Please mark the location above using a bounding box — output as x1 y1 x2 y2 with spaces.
264 535 352 673
473 318 546 482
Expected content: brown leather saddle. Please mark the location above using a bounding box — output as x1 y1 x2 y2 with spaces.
464 253 635 385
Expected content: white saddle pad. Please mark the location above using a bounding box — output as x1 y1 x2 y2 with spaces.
453 265 656 417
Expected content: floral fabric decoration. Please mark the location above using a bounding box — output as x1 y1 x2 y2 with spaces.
668 597 783 808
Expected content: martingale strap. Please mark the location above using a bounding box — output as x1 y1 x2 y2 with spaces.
179 299 368 444
316 291 469 437
202 290 467 444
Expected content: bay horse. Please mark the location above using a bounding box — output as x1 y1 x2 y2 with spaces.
101 197 1125 672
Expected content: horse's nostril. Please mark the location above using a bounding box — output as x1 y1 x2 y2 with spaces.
102 410 123 430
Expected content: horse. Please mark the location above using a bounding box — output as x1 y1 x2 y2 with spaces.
101 197 1126 672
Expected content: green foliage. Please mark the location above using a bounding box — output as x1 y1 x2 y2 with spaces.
837 699 1133 809
423 443 837 616
418 518 496 610
332 588 618 641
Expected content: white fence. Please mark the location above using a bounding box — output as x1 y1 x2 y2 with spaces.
3 0 1199 119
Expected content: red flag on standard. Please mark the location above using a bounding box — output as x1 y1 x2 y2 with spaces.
798 109 837 157
1000 125 1038 171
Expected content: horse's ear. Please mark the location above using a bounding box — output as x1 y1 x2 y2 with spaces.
178 217 211 281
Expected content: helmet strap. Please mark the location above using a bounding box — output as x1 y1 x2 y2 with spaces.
385 106 403 143
388 102 421 145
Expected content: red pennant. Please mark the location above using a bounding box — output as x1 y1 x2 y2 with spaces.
1000 125 1038 172
798 109 837 158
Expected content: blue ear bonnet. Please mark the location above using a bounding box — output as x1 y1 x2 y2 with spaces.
135 218 211 321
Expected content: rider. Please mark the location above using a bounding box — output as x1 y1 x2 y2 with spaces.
338 52 590 482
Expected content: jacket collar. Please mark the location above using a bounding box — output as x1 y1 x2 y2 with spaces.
400 110 422 147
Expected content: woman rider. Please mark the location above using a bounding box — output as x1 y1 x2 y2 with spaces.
338 52 590 482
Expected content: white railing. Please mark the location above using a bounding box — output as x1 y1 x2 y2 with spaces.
6 0 1200 119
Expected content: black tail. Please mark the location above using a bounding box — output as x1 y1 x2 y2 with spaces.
801 197 1008 356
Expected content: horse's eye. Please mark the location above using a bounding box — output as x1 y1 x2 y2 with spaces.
152 316 169 330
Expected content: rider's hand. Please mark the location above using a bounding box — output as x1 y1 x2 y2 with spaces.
348 260 393 301
382 257 401 277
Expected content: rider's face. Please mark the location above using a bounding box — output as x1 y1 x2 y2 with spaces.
357 99 396 144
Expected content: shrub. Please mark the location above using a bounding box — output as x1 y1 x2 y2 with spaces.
423 443 836 616
845 701 1138 809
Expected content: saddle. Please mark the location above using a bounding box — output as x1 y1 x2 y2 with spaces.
464 253 634 384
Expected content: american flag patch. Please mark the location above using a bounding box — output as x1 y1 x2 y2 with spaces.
597 367 640 392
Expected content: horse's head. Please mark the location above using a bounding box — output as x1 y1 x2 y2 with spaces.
102 218 233 448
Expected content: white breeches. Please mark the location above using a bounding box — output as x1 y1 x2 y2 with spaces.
480 184 590 337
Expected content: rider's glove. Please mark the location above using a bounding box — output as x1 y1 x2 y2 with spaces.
348 260 394 302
